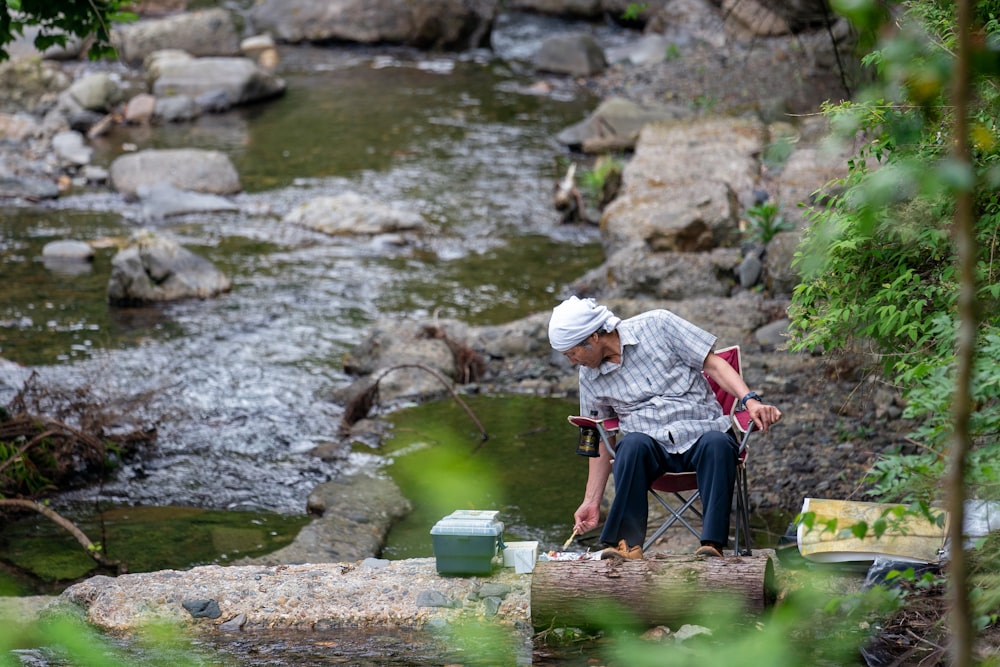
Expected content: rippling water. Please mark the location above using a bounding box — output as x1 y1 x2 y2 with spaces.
0 17 624 518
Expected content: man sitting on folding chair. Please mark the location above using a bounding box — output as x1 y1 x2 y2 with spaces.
548 296 782 559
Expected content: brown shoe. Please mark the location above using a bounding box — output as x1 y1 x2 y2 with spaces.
694 544 723 558
600 539 643 560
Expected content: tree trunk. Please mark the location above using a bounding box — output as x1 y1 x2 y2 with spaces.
531 554 775 630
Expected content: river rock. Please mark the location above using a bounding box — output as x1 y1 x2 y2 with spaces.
242 472 413 565
605 33 672 66
42 239 94 262
136 182 239 219
249 0 497 50
109 148 241 197
107 230 232 305
153 94 200 122
42 240 95 276
114 8 242 66
51 130 93 166
124 93 157 124
555 96 690 152
762 230 801 297
755 318 790 347
0 175 60 200
284 192 426 236
533 33 607 76
150 57 286 109
66 72 120 112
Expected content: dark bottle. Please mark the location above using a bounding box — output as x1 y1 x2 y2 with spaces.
576 410 600 457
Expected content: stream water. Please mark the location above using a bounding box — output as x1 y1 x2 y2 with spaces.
0 13 630 589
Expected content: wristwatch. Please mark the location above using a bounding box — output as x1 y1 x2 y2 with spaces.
738 391 762 411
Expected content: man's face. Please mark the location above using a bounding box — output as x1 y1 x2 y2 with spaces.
561 334 601 368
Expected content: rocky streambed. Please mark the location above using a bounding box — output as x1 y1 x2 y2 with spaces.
0 1 922 658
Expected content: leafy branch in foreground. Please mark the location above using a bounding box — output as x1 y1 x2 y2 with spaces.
0 0 136 62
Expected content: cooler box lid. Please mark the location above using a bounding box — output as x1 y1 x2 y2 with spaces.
430 509 504 536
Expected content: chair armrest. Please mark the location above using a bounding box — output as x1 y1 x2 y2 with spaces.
567 415 620 431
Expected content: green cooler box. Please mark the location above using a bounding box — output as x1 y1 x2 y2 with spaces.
430 510 504 575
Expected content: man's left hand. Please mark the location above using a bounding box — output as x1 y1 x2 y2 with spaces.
747 401 781 433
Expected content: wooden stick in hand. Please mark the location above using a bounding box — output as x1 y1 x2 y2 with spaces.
562 529 579 548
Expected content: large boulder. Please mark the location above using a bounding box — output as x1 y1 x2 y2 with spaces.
600 117 765 255
109 148 241 197
114 8 241 65
107 231 232 305
601 180 741 253
150 57 286 108
572 243 743 300
249 0 497 50
244 473 412 565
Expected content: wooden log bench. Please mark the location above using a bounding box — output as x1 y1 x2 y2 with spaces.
531 554 776 630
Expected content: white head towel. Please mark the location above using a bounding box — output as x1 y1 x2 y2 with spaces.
548 296 621 351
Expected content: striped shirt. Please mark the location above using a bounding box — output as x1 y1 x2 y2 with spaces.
578 309 730 454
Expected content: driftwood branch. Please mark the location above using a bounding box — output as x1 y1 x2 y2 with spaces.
339 363 489 446
0 498 126 574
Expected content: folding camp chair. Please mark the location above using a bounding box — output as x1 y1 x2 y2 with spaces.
568 345 756 556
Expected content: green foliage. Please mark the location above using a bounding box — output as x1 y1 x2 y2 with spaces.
741 201 794 244
621 3 648 22
0 612 222 667
866 320 1000 502
0 436 54 495
787 0 1000 499
692 94 717 112
578 155 623 205
0 0 135 62
599 577 900 667
787 3 1000 659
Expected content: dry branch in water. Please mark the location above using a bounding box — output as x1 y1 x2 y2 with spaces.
0 498 126 573
0 371 157 497
338 363 488 445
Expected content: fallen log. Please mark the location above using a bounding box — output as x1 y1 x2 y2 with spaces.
531 554 776 630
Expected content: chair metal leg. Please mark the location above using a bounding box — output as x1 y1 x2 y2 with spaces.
644 490 702 552
733 465 753 556
732 423 755 556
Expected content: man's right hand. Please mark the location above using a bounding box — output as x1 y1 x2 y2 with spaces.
573 500 600 535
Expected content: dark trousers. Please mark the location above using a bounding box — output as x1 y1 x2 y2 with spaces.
599 430 738 549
